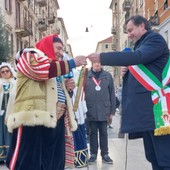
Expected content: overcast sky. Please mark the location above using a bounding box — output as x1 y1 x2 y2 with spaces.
57 0 112 57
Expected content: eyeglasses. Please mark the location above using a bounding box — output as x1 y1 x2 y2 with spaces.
1 70 10 74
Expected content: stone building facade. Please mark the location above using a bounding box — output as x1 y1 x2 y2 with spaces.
0 0 73 65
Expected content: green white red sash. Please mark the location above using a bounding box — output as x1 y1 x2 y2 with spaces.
128 57 170 136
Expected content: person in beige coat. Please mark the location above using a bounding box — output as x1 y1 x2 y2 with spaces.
6 34 87 170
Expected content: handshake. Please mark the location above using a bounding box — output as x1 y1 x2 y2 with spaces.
73 53 100 67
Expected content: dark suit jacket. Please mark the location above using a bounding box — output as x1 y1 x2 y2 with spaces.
100 30 169 134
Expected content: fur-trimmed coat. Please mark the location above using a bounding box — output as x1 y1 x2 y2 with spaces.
6 49 77 133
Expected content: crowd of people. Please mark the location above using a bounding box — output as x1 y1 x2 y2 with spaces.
0 15 169 170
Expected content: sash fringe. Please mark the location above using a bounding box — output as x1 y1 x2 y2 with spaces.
154 126 170 136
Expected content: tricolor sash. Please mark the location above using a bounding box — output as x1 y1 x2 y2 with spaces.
128 57 170 136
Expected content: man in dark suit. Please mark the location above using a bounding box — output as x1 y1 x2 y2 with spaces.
87 15 170 170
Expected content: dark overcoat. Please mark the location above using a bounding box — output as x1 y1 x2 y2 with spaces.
100 30 169 133
85 69 116 121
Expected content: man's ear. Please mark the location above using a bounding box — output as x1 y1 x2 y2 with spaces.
140 23 145 31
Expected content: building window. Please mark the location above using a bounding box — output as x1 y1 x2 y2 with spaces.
165 30 169 45
163 0 168 10
136 8 138 14
39 32 42 40
129 41 134 49
29 17 33 36
5 29 13 57
115 2 117 11
132 7 134 15
24 41 29 48
140 0 143 6
16 2 20 27
105 44 108 49
10 33 13 56
125 11 130 21
5 0 12 14
154 0 158 11
124 40 128 48
16 37 22 52
136 0 138 8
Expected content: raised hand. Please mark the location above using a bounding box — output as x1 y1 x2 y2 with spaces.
65 78 75 91
86 53 100 63
121 66 128 77
74 55 87 67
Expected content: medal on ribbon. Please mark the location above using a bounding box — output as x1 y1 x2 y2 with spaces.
92 77 101 91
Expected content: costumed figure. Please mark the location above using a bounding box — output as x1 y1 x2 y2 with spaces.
72 68 89 168
5 34 86 170
63 53 89 168
0 62 16 164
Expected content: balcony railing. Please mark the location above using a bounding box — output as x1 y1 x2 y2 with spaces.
38 18 48 32
15 19 32 37
112 44 116 51
122 0 131 11
48 13 55 24
111 27 116 35
36 0 47 7
56 28 60 34
148 15 159 26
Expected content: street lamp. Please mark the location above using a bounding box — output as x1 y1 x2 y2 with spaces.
85 27 89 32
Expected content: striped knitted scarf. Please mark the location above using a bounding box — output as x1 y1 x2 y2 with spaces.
16 48 50 81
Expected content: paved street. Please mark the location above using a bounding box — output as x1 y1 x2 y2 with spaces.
0 113 151 170
69 112 151 170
